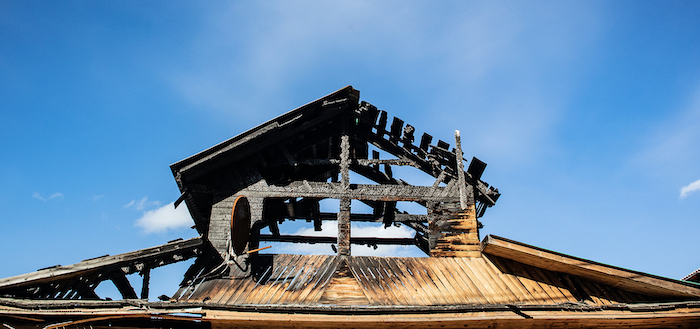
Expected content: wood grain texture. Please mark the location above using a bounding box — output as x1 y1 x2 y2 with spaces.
173 252 694 308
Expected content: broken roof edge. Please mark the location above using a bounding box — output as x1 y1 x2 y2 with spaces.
0 237 203 291
684 268 700 283
481 234 700 299
3 297 700 314
169 85 359 182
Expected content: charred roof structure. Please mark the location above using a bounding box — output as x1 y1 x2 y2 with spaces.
1 86 700 328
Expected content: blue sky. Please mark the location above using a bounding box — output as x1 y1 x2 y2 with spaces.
2 1 700 300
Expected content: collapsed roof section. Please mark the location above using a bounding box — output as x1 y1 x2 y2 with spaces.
2 236 700 328
170 86 500 257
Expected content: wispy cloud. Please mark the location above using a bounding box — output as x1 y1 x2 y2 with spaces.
92 195 104 202
169 2 602 167
134 202 192 234
632 82 700 181
680 179 700 199
32 192 64 201
124 197 161 210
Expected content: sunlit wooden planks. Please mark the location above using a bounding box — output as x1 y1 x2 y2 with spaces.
482 235 700 299
175 254 679 307
203 307 700 329
346 256 584 306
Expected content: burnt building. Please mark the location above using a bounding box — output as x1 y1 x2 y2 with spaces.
1 86 699 328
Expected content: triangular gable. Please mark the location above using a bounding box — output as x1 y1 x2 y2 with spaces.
169 86 500 242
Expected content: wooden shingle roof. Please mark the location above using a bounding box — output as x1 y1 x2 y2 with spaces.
172 235 700 308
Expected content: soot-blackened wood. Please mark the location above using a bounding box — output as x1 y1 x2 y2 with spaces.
419 133 432 152
338 119 352 256
455 130 468 210
357 129 441 179
259 235 415 246
110 272 138 299
377 111 388 137
371 150 380 170
140 267 151 300
383 201 396 228
338 198 351 255
389 117 404 143
269 212 426 223
359 101 380 128
402 124 415 148
238 180 459 202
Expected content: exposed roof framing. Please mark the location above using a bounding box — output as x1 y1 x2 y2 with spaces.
0 237 203 300
170 86 500 237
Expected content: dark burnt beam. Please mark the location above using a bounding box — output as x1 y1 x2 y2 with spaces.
140 267 151 300
413 233 430 255
272 212 427 223
0 237 203 295
259 234 416 246
238 181 460 202
356 129 443 179
455 130 468 210
173 87 359 182
404 221 430 236
338 119 352 256
296 158 420 167
350 163 397 185
109 272 138 300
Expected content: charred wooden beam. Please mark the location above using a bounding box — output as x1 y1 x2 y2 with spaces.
109 272 138 300
0 237 203 296
238 180 460 202
383 201 396 228
140 267 151 300
173 87 359 182
358 101 380 128
414 232 430 255
404 221 429 236
273 212 427 223
455 130 468 210
357 129 442 179
402 124 415 147
338 119 351 256
419 133 432 152
349 162 396 185
377 110 388 137
258 234 416 246
389 117 404 143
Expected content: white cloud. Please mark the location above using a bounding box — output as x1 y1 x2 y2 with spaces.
680 179 700 199
134 202 193 234
124 196 161 210
33 192 63 201
48 192 63 200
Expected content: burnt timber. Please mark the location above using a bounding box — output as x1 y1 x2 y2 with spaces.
2 86 700 328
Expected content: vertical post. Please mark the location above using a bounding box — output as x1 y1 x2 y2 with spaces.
337 121 352 256
140 267 151 300
455 130 468 210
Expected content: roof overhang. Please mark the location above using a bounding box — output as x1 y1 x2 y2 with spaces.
481 235 700 299
2 298 700 329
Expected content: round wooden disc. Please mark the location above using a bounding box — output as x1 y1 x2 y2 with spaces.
230 196 251 255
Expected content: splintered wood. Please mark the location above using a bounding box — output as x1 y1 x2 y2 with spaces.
168 86 500 259
430 202 481 257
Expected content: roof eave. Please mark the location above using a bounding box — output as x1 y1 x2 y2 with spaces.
481 234 700 299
